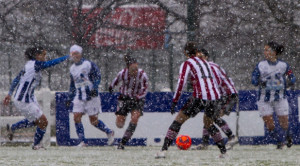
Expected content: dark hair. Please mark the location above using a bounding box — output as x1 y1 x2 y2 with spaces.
197 48 209 57
124 54 137 67
267 42 284 55
25 46 45 60
184 41 197 56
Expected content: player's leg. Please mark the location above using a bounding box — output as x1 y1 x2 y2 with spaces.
7 119 36 141
73 112 86 146
275 99 292 148
191 115 209 150
204 101 226 155
87 97 114 145
32 114 48 149
118 110 141 149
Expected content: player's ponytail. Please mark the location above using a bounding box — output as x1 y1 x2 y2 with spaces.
25 47 35 60
267 41 284 55
184 41 197 57
124 54 137 68
25 46 45 60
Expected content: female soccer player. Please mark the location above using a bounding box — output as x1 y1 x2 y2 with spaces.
252 41 295 149
4 46 69 150
155 42 227 159
193 48 239 150
68 44 114 147
109 54 149 150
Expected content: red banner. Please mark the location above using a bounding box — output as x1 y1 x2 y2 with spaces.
73 6 166 50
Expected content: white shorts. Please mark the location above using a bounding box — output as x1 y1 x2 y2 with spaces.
257 98 289 117
72 96 102 116
13 100 43 122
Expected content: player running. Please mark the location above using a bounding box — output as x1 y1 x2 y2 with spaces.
4 46 69 150
109 54 149 150
252 42 295 149
192 48 239 150
155 42 227 159
67 44 114 147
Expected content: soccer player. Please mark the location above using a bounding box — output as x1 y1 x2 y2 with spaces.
192 48 239 150
4 46 69 150
68 44 114 146
109 54 149 150
252 42 295 149
155 42 227 159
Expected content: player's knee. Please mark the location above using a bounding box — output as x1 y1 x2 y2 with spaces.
116 121 124 128
169 120 182 132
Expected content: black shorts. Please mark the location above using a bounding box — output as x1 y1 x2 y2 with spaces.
181 97 221 119
220 94 238 115
115 96 144 116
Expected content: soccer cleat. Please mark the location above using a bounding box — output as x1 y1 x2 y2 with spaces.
287 137 293 148
276 142 284 150
107 130 115 146
32 144 46 150
219 153 228 158
77 141 88 147
155 150 166 159
117 143 125 150
191 144 208 150
6 124 14 141
226 135 239 150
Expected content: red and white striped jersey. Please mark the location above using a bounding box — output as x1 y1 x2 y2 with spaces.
110 68 148 99
173 56 221 103
209 62 237 96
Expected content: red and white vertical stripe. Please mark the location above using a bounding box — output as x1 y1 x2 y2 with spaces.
209 62 237 96
173 57 220 103
110 68 148 99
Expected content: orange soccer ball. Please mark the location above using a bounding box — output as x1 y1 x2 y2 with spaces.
176 135 192 150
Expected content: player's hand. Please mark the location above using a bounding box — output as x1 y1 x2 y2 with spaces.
109 87 113 93
170 102 177 115
89 90 98 97
65 100 72 107
3 95 11 106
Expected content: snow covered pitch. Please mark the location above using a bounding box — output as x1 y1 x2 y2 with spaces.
0 145 299 165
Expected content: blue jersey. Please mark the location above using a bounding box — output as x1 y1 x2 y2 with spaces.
69 58 101 101
8 55 69 103
252 60 296 102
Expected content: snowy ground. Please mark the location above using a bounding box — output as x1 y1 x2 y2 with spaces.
0 145 299 166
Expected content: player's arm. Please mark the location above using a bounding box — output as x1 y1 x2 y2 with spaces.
68 74 76 101
88 62 101 96
136 72 149 99
109 70 123 93
173 62 190 103
34 55 69 72
251 64 260 86
285 64 296 87
3 70 24 106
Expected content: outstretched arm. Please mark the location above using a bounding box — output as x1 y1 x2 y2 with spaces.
35 55 69 72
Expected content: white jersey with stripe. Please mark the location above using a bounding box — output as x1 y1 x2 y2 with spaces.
13 61 42 103
69 59 100 101
110 68 148 99
173 56 220 103
209 62 237 96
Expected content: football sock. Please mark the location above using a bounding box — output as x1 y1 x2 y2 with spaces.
162 121 182 151
33 127 46 146
95 120 112 134
120 122 137 145
75 122 86 143
11 119 35 132
215 118 233 138
208 125 226 154
202 127 209 145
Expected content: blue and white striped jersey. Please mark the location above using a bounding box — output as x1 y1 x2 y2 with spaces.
252 60 296 102
8 55 69 103
69 58 101 101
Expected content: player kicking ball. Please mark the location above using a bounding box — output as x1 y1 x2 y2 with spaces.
67 44 114 147
4 46 69 150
